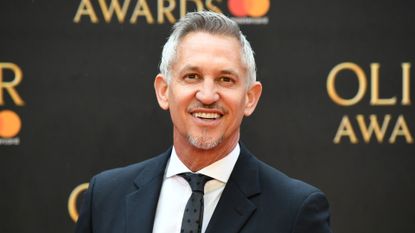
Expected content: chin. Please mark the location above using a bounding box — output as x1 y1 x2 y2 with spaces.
187 135 223 150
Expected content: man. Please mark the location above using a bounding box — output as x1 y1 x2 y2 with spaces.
76 11 331 233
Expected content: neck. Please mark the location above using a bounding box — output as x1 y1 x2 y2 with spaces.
173 132 239 172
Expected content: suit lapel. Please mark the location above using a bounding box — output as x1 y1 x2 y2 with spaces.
125 149 171 233
205 145 261 233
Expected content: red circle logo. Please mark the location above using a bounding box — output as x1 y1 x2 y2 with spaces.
228 0 270 17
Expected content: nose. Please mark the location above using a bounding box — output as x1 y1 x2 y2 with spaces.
195 79 219 105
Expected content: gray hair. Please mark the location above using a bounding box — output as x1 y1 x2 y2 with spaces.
159 11 256 87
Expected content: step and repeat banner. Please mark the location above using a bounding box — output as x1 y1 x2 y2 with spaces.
1 1 414 233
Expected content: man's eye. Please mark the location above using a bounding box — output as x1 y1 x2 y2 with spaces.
219 77 234 83
184 74 199 81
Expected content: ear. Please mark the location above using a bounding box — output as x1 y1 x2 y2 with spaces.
154 74 169 110
244 81 262 116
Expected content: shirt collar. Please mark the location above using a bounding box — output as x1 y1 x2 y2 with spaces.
165 144 240 183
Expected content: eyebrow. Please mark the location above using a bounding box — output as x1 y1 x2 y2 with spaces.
220 69 239 77
178 65 239 77
179 65 200 74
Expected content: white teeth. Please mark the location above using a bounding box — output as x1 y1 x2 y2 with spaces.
193 112 221 119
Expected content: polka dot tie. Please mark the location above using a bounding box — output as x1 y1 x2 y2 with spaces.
178 173 213 233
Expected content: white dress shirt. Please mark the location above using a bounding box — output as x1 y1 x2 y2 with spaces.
152 144 240 233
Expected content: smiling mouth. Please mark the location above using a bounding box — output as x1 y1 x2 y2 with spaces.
192 112 223 120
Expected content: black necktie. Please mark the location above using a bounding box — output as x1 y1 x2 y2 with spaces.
178 173 213 233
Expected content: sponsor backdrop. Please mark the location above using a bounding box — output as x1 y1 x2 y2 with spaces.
1 0 414 233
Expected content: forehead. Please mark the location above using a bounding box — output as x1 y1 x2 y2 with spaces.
177 31 241 55
172 32 246 73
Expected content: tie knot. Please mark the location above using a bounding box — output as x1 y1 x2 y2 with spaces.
179 172 213 193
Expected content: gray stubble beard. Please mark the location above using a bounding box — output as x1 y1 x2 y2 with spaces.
187 133 223 150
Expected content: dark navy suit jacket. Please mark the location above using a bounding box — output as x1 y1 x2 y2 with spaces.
75 145 331 233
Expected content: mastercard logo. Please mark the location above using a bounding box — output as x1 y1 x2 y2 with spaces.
228 0 270 17
0 110 22 138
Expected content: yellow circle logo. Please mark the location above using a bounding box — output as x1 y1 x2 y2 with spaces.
68 183 89 222
0 110 22 138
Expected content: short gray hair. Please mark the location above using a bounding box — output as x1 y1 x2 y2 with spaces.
159 11 256 87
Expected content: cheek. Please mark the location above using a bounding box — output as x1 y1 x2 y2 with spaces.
169 85 196 101
230 94 247 110
168 90 194 116
225 95 247 119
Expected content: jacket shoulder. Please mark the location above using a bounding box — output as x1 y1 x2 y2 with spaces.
249 153 331 232
91 150 170 194
256 158 321 196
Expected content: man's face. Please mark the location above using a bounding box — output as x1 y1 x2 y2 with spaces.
155 32 261 151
